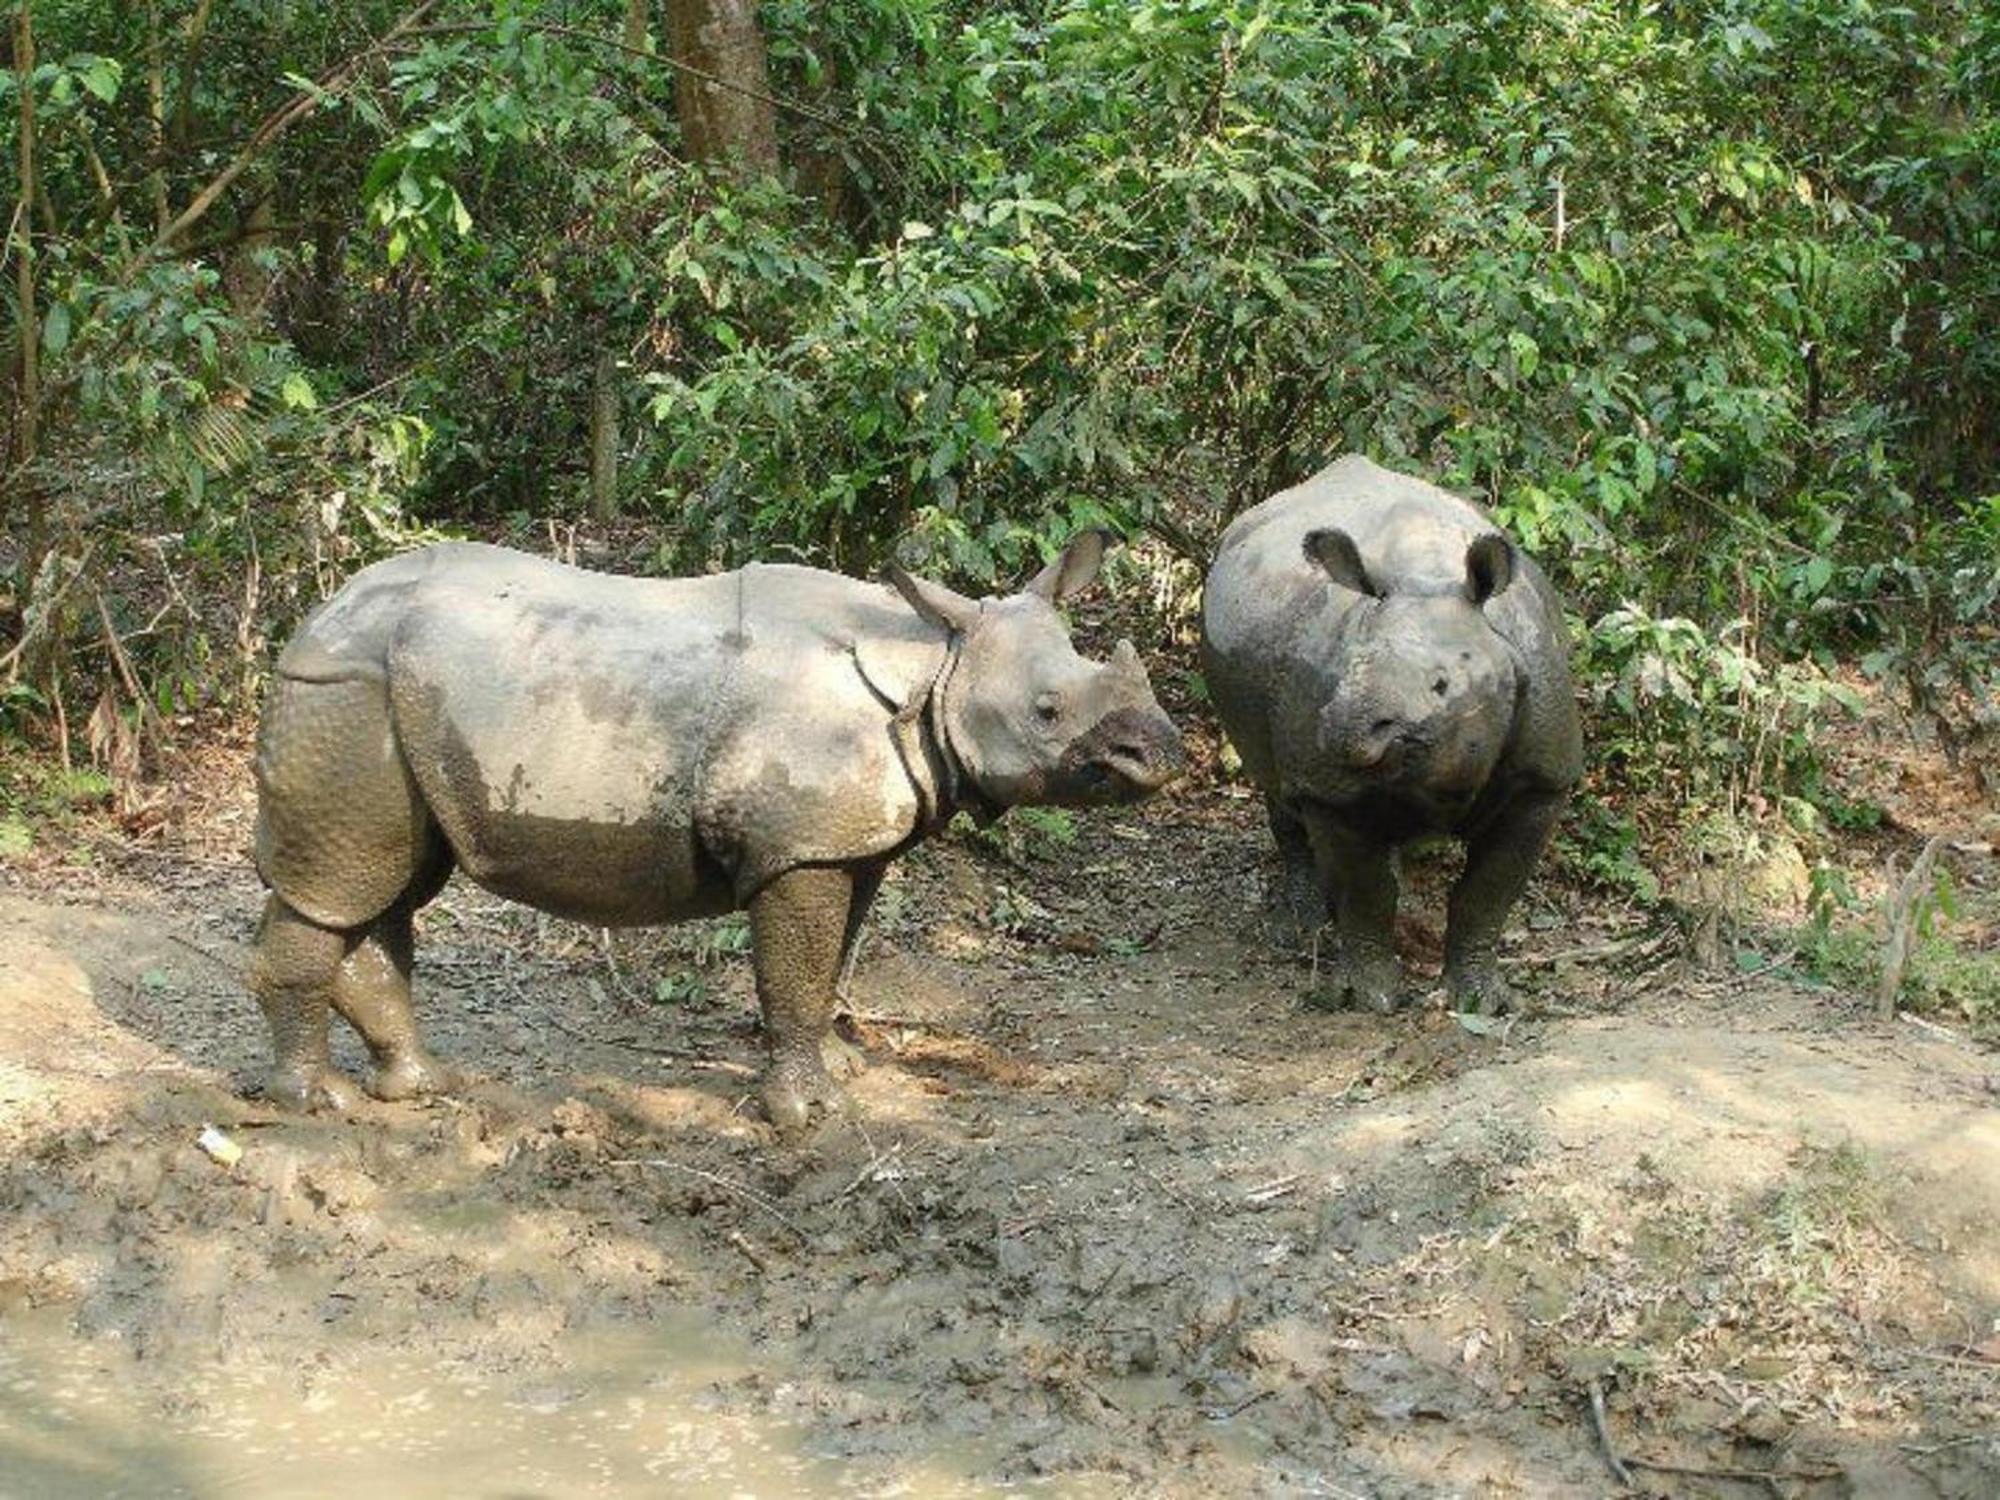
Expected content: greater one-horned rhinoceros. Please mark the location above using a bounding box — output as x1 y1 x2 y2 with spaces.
1201 455 1583 1014
250 534 1184 1128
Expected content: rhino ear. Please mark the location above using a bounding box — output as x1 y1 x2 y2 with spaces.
1026 528 1111 605
1465 533 1514 605
888 565 981 635
1302 528 1378 597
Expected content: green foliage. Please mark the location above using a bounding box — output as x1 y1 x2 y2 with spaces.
1579 602 1861 815
0 747 114 856
3 0 1996 818
1556 799 1660 904
1799 859 2000 1032
950 805 1078 864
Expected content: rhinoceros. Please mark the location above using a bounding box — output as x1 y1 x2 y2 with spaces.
1201 455 1583 1014
249 534 1184 1128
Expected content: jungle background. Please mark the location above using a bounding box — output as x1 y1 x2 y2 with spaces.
2 2 1998 1496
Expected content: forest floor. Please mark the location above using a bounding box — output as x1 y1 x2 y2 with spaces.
0 716 1997 1499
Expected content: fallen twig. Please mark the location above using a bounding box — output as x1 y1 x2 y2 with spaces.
1904 1346 2000 1368
542 1011 678 1058
839 1008 954 1032
1900 1012 1966 1045
165 931 242 972
689 1057 759 1079
1625 1455 1844 1484
836 1140 905 1201
1900 1435 1991 1457
1501 929 1670 970
725 1229 771 1274
541 1010 755 1076
1587 1379 1634 1490
1202 1388 1274 1421
1243 1172 1302 1206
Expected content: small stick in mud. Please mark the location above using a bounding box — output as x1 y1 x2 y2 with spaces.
726 1229 771 1274
1624 1455 1845 1484
1243 1173 1302 1206
1587 1379 1634 1490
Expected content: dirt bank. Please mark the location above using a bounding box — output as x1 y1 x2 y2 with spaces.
1 784 1996 1498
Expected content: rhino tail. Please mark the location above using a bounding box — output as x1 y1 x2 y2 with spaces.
254 673 449 931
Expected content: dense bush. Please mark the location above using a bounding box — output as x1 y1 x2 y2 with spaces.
3 1 1996 843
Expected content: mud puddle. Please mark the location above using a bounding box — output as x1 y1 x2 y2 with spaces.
0 1306 1072 1500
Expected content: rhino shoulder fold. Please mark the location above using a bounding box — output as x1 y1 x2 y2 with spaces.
852 631 949 713
707 634 951 905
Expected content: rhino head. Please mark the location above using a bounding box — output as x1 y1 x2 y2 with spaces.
889 533 1186 811
1302 526 1520 803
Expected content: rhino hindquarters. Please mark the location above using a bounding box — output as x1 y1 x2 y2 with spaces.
254 673 448 932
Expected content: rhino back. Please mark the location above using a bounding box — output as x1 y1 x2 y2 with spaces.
375 549 944 922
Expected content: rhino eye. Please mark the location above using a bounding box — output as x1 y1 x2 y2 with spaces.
1034 693 1063 724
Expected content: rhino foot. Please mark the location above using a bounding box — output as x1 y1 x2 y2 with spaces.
1446 961 1516 1017
367 1050 457 1103
263 1063 363 1113
1305 943 1404 1015
761 1053 849 1135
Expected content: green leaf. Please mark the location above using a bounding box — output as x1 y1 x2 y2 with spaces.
82 56 121 102
281 373 318 411
42 301 71 355
1507 330 1540 380
1632 440 1657 495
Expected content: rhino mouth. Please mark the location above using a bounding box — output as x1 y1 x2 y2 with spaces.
1065 709 1187 801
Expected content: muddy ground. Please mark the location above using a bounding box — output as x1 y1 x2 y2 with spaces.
1 763 1997 1498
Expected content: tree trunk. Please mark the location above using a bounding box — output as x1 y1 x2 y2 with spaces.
144 0 171 234
623 0 650 54
793 53 857 229
590 347 621 522
11 2 43 569
664 0 779 178
224 165 278 318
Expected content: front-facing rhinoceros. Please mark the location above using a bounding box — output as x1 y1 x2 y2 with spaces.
1201 455 1583 1015
250 534 1184 1129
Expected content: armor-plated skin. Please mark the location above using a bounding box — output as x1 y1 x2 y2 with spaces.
1201 455 1583 1013
250 536 1184 1129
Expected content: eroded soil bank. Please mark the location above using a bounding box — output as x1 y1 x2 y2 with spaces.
1 789 1997 1498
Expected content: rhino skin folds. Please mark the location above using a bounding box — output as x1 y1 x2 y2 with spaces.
249 537 1186 1131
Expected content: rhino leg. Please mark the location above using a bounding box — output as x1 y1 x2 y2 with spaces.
329 889 455 1102
1445 789 1567 1015
824 864 884 1082
1265 797 1327 953
751 865 856 1132
249 895 363 1111
1302 813 1404 1014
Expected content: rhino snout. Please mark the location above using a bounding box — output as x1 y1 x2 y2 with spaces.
1067 705 1187 796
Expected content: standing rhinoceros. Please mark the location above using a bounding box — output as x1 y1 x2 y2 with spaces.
1201 455 1582 1014
250 534 1184 1129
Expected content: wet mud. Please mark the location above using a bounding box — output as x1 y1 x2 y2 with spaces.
1 795 1996 1497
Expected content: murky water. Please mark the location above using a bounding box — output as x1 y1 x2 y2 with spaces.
0 1309 1062 1499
